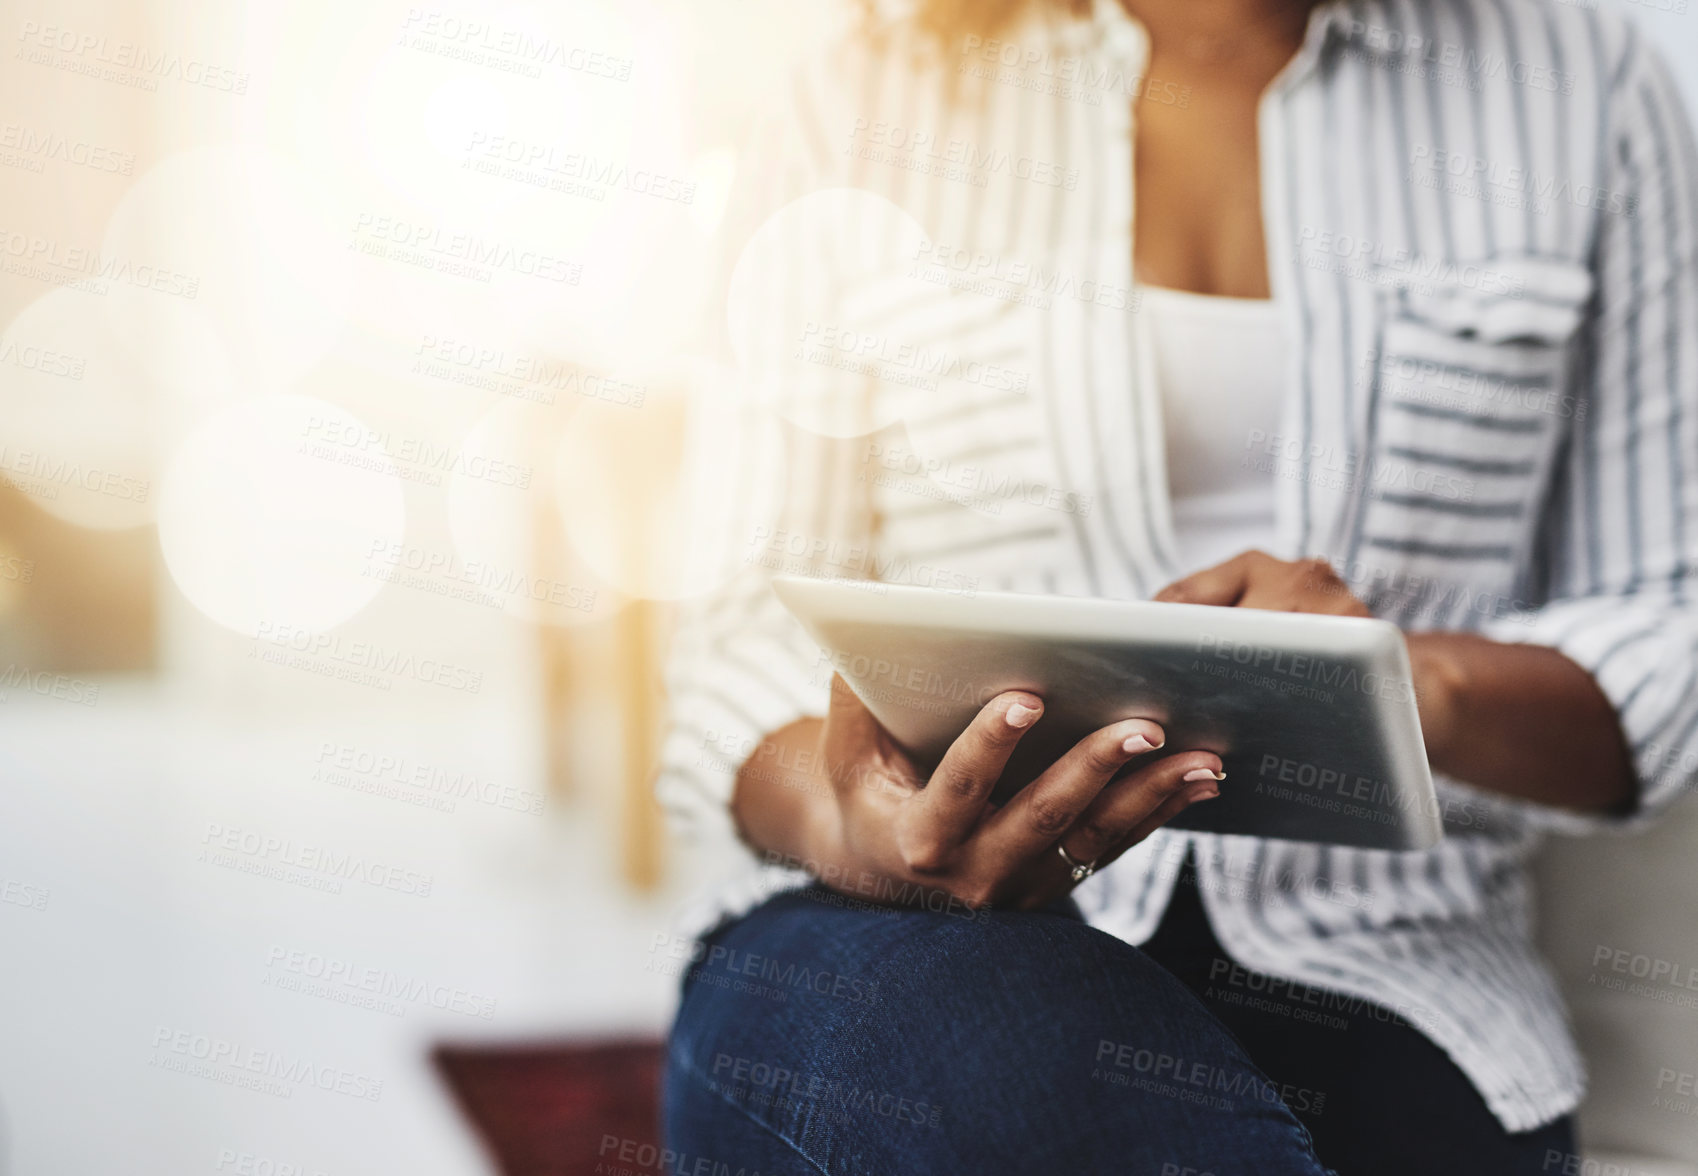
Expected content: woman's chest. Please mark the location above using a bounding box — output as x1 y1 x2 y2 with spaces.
849 46 1604 617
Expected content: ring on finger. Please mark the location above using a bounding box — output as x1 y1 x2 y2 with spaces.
1057 842 1098 883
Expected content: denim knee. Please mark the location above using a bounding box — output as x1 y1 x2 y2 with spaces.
666 887 1331 1175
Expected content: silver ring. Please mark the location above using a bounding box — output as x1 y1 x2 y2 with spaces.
1057 843 1097 883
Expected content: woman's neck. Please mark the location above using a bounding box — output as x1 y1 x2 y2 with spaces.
1117 0 1322 62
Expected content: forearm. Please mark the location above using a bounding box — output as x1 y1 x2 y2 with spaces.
1406 631 1637 814
729 717 838 863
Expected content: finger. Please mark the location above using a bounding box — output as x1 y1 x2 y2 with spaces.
1235 556 1374 617
1109 761 1226 857
1056 750 1225 867
1152 550 1264 606
975 718 1168 864
898 691 1044 871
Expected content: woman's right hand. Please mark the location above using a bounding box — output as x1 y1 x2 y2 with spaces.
732 675 1225 912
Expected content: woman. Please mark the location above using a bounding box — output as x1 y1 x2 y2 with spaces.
658 0 1698 1171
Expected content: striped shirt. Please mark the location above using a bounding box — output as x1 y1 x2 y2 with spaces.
657 0 1698 1132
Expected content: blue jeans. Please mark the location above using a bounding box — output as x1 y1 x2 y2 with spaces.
665 880 1578 1174
664 885 1332 1174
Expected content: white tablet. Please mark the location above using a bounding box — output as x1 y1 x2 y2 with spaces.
773 575 1441 850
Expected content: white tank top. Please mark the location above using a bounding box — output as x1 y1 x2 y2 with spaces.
1142 285 1285 577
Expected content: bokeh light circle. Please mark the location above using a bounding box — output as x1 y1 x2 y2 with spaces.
555 360 785 601
158 396 407 635
0 288 158 529
445 396 626 627
725 188 939 437
101 145 352 396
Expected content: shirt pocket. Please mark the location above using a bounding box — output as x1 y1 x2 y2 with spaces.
1352 254 1593 621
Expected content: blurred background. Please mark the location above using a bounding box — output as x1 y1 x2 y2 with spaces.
2 0 1698 1173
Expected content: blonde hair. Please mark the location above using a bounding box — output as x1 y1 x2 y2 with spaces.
862 0 1092 41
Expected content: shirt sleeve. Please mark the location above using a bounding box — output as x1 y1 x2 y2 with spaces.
1480 31 1698 835
654 53 877 840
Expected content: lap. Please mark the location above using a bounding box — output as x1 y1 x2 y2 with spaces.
664 885 1330 1176
1143 868 1578 1176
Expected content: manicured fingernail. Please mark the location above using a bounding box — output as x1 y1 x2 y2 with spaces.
1186 783 1220 803
1183 768 1226 783
1006 702 1040 728
1123 733 1155 754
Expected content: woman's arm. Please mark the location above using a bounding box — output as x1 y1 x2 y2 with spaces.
1155 551 1638 816
1405 632 1635 814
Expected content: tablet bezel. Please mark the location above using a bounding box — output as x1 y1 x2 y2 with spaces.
772 575 1442 850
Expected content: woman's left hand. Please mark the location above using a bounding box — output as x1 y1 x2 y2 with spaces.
1152 547 1636 812
1153 549 1461 760
1152 549 1372 618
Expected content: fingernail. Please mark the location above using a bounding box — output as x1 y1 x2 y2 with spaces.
1123 733 1155 754
1182 768 1226 783
1186 783 1220 803
1006 702 1040 729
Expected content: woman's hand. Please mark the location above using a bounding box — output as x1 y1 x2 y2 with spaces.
1151 549 1635 812
1152 548 1372 617
1152 549 1460 758
733 676 1224 912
